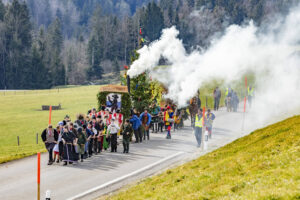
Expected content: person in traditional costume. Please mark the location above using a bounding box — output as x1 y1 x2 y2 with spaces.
107 118 120 152
41 124 58 165
121 119 133 153
164 106 174 139
68 122 79 162
94 116 104 153
77 127 87 162
97 106 106 120
61 125 76 165
58 121 64 161
86 122 94 157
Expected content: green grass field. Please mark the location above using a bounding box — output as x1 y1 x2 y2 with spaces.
0 86 100 163
103 115 300 200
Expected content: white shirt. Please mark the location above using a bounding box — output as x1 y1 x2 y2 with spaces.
107 122 120 134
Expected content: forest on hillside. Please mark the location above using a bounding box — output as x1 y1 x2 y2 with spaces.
0 0 297 89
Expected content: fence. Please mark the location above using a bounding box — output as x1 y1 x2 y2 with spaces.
0 88 61 96
15 133 40 146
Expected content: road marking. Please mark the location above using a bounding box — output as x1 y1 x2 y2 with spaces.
67 151 184 200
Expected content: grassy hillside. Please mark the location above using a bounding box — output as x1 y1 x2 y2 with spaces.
104 115 300 200
0 86 100 163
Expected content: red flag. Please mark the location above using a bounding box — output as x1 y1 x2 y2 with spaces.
245 76 248 88
139 28 142 35
49 106 52 125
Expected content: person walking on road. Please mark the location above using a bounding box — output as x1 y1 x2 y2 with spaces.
164 106 174 139
194 109 204 147
86 122 94 157
77 127 86 162
248 86 254 108
140 108 152 140
130 112 142 143
150 102 161 133
213 87 221 111
206 109 215 139
107 118 120 152
121 119 133 153
62 125 76 165
41 124 58 165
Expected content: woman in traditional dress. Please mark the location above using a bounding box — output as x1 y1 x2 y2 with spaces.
62 125 76 165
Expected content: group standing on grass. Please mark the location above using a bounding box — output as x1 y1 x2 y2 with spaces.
41 102 184 166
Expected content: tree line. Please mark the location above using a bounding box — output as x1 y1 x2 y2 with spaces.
0 0 296 89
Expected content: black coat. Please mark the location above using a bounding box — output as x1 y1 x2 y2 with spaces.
121 124 133 139
41 129 58 142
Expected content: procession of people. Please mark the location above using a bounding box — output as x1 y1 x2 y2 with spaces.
41 84 254 166
41 102 185 166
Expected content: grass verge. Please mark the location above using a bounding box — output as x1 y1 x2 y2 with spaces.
0 85 100 163
102 115 300 200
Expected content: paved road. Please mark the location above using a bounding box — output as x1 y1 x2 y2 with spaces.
0 107 257 200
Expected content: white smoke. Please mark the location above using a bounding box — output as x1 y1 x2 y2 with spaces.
128 5 300 125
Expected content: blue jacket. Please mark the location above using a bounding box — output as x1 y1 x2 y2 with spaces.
139 112 152 126
130 115 142 130
86 128 94 137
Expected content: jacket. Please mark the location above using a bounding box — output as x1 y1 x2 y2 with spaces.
41 128 58 143
121 124 133 139
139 112 152 126
77 131 87 145
130 115 141 130
107 122 120 135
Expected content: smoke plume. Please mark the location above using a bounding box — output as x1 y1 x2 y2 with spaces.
128 5 300 125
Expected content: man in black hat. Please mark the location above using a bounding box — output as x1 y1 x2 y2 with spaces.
41 125 58 165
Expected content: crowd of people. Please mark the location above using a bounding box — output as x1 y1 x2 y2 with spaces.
40 85 255 166
41 103 185 166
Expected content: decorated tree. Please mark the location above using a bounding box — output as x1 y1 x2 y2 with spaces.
150 80 165 106
128 51 152 113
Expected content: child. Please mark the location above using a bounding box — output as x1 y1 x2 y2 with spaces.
121 119 133 153
53 126 60 163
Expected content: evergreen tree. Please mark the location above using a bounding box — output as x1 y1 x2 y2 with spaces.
167 5 173 25
31 44 48 89
36 27 52 88
4 0 32 89
47 18 65 86
0 0 5 21
141 2 164 41
113 58 120 76
87 34 103 80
